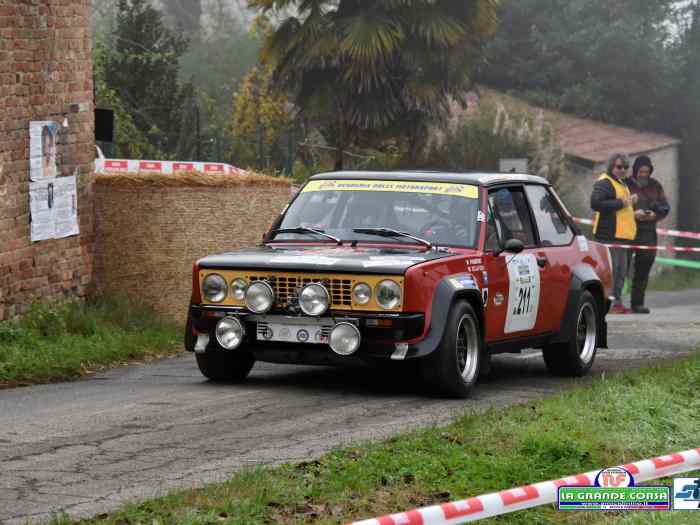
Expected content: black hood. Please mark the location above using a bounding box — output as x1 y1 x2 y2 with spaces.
197 245 459 275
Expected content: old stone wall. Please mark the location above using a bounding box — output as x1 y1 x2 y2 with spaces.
0 0 95 320
94 172 292 322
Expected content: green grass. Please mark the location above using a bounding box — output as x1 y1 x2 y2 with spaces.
45 350 700 525
0 297 181 386
648 267 700 292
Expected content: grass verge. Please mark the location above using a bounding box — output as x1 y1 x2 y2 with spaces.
47 350 700 525
0 297 181 387
648 267 700 292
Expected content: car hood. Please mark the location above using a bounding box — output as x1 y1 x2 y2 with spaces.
197 245 458 275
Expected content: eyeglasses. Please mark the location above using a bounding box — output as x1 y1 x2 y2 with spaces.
614 163 629 170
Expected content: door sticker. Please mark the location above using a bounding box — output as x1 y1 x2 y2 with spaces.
505 254 541 333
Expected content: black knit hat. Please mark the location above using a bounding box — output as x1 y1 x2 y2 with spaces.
632 155 654 177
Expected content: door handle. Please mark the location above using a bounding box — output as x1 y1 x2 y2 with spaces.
536 255 548 268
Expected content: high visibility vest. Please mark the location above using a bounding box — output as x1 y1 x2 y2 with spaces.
593 173 637 240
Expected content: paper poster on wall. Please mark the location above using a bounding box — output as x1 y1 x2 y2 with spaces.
29 180 55 241
53 176 79 239
29 121 59 181
29 175 79 242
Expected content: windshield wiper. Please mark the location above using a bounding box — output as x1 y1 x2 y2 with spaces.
352 228 433 250
269 227 342 245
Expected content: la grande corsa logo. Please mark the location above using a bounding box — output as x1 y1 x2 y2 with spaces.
595 467 635 488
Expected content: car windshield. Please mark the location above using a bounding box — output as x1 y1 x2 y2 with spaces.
274 179 481 248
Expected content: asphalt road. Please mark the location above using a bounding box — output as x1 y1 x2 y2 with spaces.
1 289 699 524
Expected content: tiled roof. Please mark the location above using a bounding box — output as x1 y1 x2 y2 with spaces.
544 109 680 164
478 89 680 164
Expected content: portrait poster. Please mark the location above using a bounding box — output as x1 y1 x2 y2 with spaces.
29 121 59 181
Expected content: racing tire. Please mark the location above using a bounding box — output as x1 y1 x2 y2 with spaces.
195 351 255 383
420 300 482 398
542 290 598 377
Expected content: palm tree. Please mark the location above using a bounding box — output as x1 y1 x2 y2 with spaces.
248 0 499 169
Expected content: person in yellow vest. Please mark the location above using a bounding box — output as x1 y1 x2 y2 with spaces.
590 153 638 314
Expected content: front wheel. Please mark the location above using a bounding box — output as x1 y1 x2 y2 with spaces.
543 290 598 376
195 351 255 383
421 300 482 398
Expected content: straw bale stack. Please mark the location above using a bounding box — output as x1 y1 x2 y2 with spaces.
94 172 292 322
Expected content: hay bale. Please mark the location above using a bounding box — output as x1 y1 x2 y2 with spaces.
94 172 292 323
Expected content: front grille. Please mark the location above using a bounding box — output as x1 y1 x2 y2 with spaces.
246 274 353 309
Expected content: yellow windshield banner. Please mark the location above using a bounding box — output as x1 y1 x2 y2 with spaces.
302 180 479 199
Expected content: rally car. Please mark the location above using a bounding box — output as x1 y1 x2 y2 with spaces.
185 171 613 398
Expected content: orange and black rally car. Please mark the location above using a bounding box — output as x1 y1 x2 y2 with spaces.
186 171 613 398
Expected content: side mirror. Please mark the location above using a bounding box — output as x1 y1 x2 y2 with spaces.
503 238 525 254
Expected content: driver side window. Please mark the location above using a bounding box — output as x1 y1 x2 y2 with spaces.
488 187 536 247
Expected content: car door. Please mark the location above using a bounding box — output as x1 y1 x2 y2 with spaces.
523 184 577 333
482 186 546 341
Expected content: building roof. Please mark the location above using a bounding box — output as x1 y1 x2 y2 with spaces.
476 89 680 165
545 109 680 164
311 171 549 187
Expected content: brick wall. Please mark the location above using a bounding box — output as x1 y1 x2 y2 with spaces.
94 172 292 322
0 1 94 320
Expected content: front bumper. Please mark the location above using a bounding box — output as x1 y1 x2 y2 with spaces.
186 305 425 361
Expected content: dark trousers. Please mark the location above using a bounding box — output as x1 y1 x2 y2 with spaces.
630 248 656 308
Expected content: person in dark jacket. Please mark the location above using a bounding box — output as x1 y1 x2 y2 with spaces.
591 153 638 313
626 156 670 314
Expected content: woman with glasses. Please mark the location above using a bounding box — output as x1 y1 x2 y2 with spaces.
590 153 638 314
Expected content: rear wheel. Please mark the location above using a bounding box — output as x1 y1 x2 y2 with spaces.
195 351 255 382
543 290 598 376
421 300 481 398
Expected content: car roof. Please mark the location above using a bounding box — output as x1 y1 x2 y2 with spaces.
309 170 550 187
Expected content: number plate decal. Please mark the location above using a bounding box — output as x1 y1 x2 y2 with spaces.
504 254 541 333
257 322 330 344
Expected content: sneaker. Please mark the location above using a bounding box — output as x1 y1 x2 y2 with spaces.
610 303 630 314
631 306 650 314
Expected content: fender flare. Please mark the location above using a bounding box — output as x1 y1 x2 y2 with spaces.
550 264 608 348
408 274 485 359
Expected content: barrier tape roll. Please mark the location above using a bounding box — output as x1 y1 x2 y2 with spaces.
573 217 700 241
95 158 250 177
347 448 700 525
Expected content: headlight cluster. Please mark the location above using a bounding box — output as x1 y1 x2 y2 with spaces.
351 280 401 310
202 275 255 304
203 274 401 312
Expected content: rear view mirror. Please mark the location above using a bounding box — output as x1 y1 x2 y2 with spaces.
504 238 524 253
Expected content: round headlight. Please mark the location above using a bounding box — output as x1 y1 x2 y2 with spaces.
375 280 402 310
329 322 361 356
231 278 248 301
245 281 274 313
299 283 330 316
202 274 227 303
352 283 372 305
215 316 245 350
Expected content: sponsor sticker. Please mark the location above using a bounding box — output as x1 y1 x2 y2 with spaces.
577 235 589 252
558 468 671 511
673 477 700 510
449 275 477 290
302 180 479 199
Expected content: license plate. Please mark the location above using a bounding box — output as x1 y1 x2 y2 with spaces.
257 321 330 344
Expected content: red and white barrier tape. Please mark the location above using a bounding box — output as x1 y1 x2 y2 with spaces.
347 448 700 525
95 158 250 176
605 244 700 253
574 217 700 241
